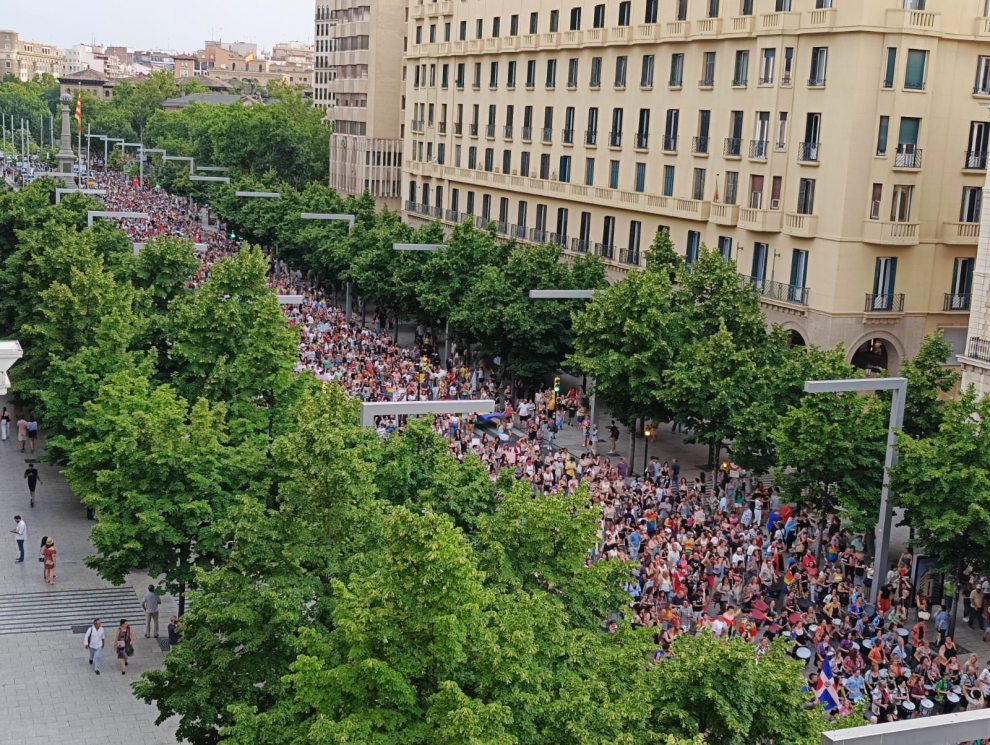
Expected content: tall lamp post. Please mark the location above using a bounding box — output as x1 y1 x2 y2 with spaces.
393 242 451 357
803 376 907 606
301 213 354 319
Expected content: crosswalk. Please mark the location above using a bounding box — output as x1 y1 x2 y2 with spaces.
0 587 146 635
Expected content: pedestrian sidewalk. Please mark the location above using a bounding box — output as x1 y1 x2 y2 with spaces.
0 394 179 744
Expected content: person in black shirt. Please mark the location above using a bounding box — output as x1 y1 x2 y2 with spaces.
23 464 41 508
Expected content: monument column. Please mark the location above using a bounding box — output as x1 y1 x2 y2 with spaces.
54 93 77 187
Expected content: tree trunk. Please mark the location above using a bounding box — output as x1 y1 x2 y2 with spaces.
178 581 186 618
814 505 828 570
628 424 637 476
948 554 966 639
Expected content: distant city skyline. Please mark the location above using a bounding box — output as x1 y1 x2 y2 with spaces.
6 0 314 54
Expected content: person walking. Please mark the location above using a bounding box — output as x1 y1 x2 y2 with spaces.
608 420 620 455
42 538 56 585
84 618 105 674
10 515 25 562
1 406 10 442
23 464 41 508
26 416 38 453
970 585 985 631
142 585 161 638
15 415 27 453
114 619 133 675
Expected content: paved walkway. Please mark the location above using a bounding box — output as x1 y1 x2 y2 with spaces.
0 394 178 744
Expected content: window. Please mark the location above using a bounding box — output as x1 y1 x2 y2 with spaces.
490 62 498 88
482 195 491 221
611 108 623 146
696 110 711 153
543 106 554 141
459 20 467 40
570 7 582 30
809 47 827 86
686 231 701 263
693 168 706 200
615 56 627 87
870 183 883 219
641 55 655 87
508 61 517 88
521 151 531 177
903 0 924 8
593 4 606 28
717 236 732 262
484 148 494 172
579 212 592 249
728 110 744 155
456 63 465 87
796 178 816 214
803 113 821 161
618 1 631 26
776 0 792 9
896 116 920 166
510 14 519 35
526 60 536 87
568 58 579 88
872 257 897 310
635 163 647 192
585 157 595 185
556 208 569 243
587 107 599 144
492 17 501 37
951 258 975 309
530 12 539 33
670 53 684 86
473 62 481 87
961 187 983 223
645 0 658 23
430 24 437 43
891 185 913 221
540 153 551 179
590 57 602 87
776 112 788 148
751 244 768 285
445 22 451 41
790 250 808 302
451 188 460 214
550 10 559 32
702 52 716 86
708 0 720 17
663 165 675 196
877 116 890 155
559 155 572 182
968 121 990 169
741 0 754 14
733 50 749 86
783 47 794 84
468 147 477 169
725 171 739 205
442 64 449 88
637 108 650 148
466 192 475 216
664 109 679 150
977 56 990 94
760 48 775 83
883 48 896 89
546 59 557 88
564 106 575 142
609 160 620 188
476 19 483 38
904 49 927 90
602 216 616 251
629 221 642 257
517 200 528 228
416 26 423 44
676 0 688 20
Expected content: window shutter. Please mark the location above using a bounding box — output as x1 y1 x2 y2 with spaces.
904 50 926 89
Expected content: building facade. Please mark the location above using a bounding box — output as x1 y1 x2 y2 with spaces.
317 0 405 208
402 0 990 373
59 68 116 101
0 30 63 81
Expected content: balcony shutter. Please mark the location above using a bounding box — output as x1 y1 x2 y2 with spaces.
904 50 926 89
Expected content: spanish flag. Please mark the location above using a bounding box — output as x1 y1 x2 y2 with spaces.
244 52 255 65
74 93 82 133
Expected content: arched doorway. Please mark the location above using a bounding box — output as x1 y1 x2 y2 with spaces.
786 329 807 349
851 338 892 375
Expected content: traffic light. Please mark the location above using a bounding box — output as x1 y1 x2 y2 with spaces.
553 376 561 394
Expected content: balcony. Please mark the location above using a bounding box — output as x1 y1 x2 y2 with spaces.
743 276 809 307
454 122 463 135
865 293 905 314
672 198 711 222
585 129 598 146
862 219 920 246
695 17 722 36
609 131 622 148
731 77 748 88
619 247 640 266
549 232 568 247
893 145 922 169
692 136 710 154
965 150 988 170
798 142 821 163
439 1 453 14
530 227 549 243
738 207 783 233
411 119 424 132
944 293 971 312
808 76 826 88
662 134 677 152
594 243 615 260
665 20 690 38
485 124 496 138
709 203 739 227
699 77 715 89
760 11 800 32
783 212 818 238
438 121 447 134
503 125 513 139
509 224 527 239
563 128 575 144
571 237 590 253
939 221 980 246
885 8 940 33
521 126 533 141
635 132 649 150
541 127 553 143
969 337 990 363
805 7 836 28
469 123 479 137
724 138 743 157
749 140 769 160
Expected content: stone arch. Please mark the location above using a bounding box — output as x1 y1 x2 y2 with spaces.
847 331 905 375
779 320 809 349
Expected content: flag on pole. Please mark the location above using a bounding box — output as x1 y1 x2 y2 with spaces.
74 94 82 133
244 52 255 65
815 655 840 711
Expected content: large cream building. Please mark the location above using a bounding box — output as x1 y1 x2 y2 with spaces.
0 30 64 82
317 0 405 208
401 0 990 373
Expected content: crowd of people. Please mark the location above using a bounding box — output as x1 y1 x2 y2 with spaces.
88 174 990 727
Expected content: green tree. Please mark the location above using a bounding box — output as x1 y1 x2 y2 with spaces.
899 332 959 440
890 387 990 636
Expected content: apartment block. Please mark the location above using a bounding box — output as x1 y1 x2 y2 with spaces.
317 0 405 208
0 30 64 82
401 0 990 373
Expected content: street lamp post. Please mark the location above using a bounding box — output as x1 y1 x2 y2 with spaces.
392 242 453 358
803 376 907 606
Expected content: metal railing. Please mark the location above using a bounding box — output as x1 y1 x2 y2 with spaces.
469 123 479 136
609 130 622 147
438 121 447 134
699 77 715 87
635 132 649 149
541 127 553 142
404 200 416 211
945 293 972 311
865 293 905 313
411 119 424 131
563 127 575 144
594 242 615 259
741 276 810 306
454 122 463 135
808 76 826 87
549 232 568 246
571 237 590 253
894 145 922 168
965 150 988 170
495 220 508 235
585 129 598 145
619 247 640 266
759 75 773 84
485 123 496 137
522 126 533 140
749 139 769 159
798 142 820 162
731 77 748 87
693 136 709 154
509 223 527 238
968 336 990 362
662 134 678 151
669 76 683 87
529 227 549 243
504 125 513 139
724 138 742 156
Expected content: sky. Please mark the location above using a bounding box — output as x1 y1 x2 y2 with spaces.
7 0 315 54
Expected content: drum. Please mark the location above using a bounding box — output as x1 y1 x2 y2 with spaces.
864 604 876 617
920 698 935 717
879 669 889 679
863 638 874 649
851 642 861 651
944 692 960 714
809 624 819 635
796 646 812 662
897 627 910 638
832 617 841 626
901 700 916 718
